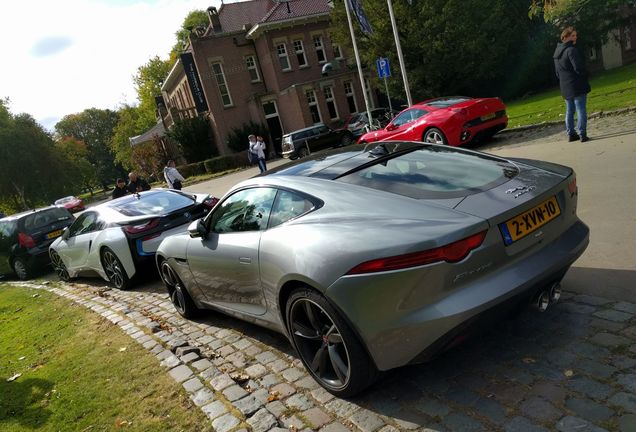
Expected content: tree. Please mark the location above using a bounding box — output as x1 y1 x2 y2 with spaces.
529 0 635 47
54 136 98 195
0 100 74 212
330 0 557 101
133 56 173 129
170 10 209 62
55 108 123 188
167 116 218 162
111 104 143 171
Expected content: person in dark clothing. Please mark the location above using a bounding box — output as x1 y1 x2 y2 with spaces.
127 171 151 193
112 178 128 199
553 26 591 142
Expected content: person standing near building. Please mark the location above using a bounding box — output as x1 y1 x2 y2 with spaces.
553 26 591 142
249 135 267 173
163 160 185 190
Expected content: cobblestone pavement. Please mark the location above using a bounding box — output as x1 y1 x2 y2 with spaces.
13 278 636 432
9 110 636 431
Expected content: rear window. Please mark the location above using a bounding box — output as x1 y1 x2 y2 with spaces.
108 191 195 216
337 146 518 199
22 208 73 231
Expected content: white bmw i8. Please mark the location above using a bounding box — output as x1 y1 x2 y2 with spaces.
49 189 217 289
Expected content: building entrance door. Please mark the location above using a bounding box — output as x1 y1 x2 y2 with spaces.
262 101 283 155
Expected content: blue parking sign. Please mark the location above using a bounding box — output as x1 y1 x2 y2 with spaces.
376 58 391 78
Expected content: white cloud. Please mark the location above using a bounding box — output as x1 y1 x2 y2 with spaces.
0 0 220 130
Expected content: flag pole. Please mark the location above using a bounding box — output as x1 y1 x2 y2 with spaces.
345 0 374 130
387 0 412 106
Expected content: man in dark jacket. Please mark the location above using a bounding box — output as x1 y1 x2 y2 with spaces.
127 171 151 193
553 26 591 142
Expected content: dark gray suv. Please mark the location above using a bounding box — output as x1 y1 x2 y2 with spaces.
281 123 352 159
0 206 75 280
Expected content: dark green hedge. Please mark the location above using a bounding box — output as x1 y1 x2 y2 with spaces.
203 153 251 174
177 162 206 178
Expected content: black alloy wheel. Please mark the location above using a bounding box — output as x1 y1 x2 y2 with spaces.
340 134 353 146
100 247 129 290
423 127 448 145
12 257 30 281
50 250 70 282
286 288 377 397
298 147 310 158
160 260 199 319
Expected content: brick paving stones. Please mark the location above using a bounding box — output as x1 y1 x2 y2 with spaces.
15 241 636 432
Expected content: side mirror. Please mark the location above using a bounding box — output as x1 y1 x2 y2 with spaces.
188 219 207 239
61 227 70 241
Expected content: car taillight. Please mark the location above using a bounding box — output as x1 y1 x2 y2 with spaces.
567 176 577 195
18 232 36 248
346 231 487 275
203 196 219 209
123 218 160 235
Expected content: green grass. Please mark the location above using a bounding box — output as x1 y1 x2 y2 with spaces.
0 284 213 432
505 62 636 128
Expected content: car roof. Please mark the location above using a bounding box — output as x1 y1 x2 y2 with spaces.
264 141 507 181
283 123 327 136
0 206 67 222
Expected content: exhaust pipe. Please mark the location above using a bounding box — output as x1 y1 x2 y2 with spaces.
550 283 562 303
534 290 550 312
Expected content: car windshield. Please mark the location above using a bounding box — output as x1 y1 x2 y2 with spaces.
337 146 518 199
108 191 195 216
55 196 76 204
425 97 472 108
22 208 73 230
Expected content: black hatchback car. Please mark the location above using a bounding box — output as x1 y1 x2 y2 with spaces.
0 206 75 280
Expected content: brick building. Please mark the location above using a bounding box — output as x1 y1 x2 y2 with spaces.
160 0 375 157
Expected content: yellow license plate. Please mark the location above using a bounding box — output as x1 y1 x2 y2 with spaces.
47 229 63 239
499 196 561 245
481 112 496 121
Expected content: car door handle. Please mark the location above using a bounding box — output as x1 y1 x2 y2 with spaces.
88 240 92 252
239 257 251 264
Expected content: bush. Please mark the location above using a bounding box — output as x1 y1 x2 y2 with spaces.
167 116 218 162
203 153 251 174
177 162 206 178
226 121 269 153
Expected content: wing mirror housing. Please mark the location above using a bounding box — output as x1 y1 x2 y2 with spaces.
61 227 70 241
386 123 397 131
188 219 208 238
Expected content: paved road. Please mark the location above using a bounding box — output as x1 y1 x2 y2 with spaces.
12 112 636 431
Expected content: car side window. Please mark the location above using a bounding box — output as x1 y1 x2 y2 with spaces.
391 109 428 127
269 190 315 228
0 221 16 240
67 212 99 237
209 188 277 234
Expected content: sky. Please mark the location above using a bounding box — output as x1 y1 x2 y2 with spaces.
0 0 222 131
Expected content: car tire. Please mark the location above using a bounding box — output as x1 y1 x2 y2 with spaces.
340 134 353 146
100 247 130 290
286 287 378 398
160 260 199 319
423 127 448 145
298 147 310 158
50 250 71 282
12 257 31 281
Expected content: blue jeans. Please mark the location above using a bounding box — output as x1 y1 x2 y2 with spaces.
564 94 587 137
257 158 267 173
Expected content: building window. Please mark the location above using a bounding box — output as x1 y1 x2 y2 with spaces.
625 25 632 51
323 86 338 120
306 90 322 124
211 62 233 107
245 56 260 82
313 35 326 63
293 39 308 67
333 43 343 59
277 43 291 71
344 81 357 113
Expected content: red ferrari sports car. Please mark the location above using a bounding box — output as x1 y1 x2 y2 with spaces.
357 96 508 147
54 196 85 213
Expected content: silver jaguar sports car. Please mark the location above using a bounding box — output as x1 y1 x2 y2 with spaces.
156 142 589 397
